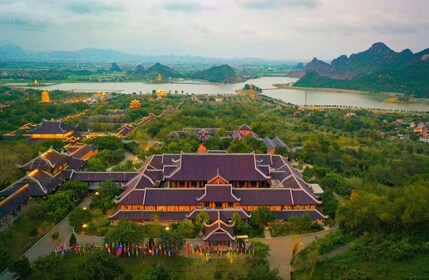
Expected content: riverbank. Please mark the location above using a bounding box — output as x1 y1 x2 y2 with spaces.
273 84 373 94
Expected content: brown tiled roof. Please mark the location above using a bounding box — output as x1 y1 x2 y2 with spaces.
29 120 77 134
71 172 138 182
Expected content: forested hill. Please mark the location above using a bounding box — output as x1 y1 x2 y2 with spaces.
190 64 243 83
295 42 429 98
140 63 182 80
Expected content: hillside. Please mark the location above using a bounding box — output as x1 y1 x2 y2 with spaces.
0 45 142 62
141 63 182 81
296 43 429 98
190 64 242 83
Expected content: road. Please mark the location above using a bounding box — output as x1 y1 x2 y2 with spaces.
0 196 103 280
256 229 331 280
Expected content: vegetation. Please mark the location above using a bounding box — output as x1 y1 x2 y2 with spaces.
296 42 429 98
190 64 242 83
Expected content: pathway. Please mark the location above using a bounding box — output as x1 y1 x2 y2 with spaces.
107 150 135 171
0 196 101 280
24 196 94 261
256 229 331 280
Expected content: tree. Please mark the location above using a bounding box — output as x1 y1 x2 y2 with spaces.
47 190 75 222
104 220 145 244
139 264 170 280
228 139 252 153
0 245 11 272
177 218 195 238
194 211 211 233
74 251 123 280
245 265 281 280
91 180 121 213
69 208 91 230
33 254 62 280
69 233 77 246
60 180 88 203
9 256 32 279
231 212 245 234
159 229 185 249
250 207 276 231
86 157 107 171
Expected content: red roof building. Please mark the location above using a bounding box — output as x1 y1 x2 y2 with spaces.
111 153 326 224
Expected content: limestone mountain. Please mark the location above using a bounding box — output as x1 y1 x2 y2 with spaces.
190 64 242 83
296 42 429 97
142 63 182 80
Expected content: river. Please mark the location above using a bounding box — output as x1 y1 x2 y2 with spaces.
40 77 429 112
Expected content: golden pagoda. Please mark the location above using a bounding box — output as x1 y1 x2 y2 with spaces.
41 90 51 103
157 73 162 82
129 99 141 109
34 80 39 86
156 90 167 99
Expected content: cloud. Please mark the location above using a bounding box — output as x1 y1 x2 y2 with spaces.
162 1 206 12
63 0 124 15
235 0 320 9
0 2 48 28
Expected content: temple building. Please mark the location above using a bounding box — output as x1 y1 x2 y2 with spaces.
41 90 51 103
111 153 326 227
24 119 80 141
0 144 97 221
129 99 141 109
157 73 162 82
232 124 259 140
263 137 288 155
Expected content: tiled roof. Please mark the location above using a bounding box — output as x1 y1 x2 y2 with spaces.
235 189 293 205
197 185 240 203
18 149 85 171
71 172 138 182
186 208 251 221
110 210 187 221
263 137 287 151
166 154 269 182
29 120 77 134
0 186 32 220
117 153 321 208
204 219 235 242
144 189 204 206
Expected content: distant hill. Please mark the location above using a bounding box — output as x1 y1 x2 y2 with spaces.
190 64 243 83
295 42 429 98
142 63 182 80
0 45 142 62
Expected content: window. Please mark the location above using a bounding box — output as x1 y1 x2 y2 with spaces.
215 202 222 209
204 202 210 208
228 202 233 208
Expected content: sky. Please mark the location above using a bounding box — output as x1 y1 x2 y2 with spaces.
0 0 428 61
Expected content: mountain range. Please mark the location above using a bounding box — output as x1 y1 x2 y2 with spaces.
0 44 289 65
135 63 241 83
294 42 429 98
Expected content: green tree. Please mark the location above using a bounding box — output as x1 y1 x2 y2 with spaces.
104 220 145 244
47 190 75 222
250 207 276 231
74 251 123 280
228 139 252 153
231 212 245 234
9 256 32 279
69 208 91 230
91 180 121 213
32 254 62 280
60 180 88 203
69 233 77 246
194 211 211 234
0 246 11 271
177 218 195 238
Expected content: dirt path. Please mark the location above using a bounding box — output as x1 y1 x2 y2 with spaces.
256 229 331 280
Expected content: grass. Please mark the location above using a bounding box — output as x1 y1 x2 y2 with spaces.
293 247 429 280
27 253 251 280
0 215 55 258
